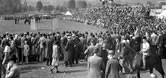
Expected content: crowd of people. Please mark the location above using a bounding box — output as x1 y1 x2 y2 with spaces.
61 6 151 29
1 5 166 78
0 28 165 77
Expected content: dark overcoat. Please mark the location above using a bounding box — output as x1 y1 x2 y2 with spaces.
65 40 74 61
130 36 141 52
105 58 121 78
163 34 166 58
156 35 164 58
46 38 53 58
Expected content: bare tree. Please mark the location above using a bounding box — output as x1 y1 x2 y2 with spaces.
68 0 76 9
36 1 43 11
77 0 87 8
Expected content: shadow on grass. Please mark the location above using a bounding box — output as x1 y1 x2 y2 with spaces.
20 65 43 74
72 62 87 67
64 69 87 74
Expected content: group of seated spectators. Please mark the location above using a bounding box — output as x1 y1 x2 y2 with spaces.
61 6 151 29
60 5 166 37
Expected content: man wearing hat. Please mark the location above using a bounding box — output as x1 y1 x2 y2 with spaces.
72 34 80 64
65 35 74 67
156 31 164 58
38 34 46 62
105 50 121 78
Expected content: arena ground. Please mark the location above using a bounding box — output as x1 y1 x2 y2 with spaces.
0 19 106 33
0 19 166 78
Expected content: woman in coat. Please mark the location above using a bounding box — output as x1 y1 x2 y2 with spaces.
50 41 60 73
87 47 103 78
65 36 74 67
45 35 53 65
23 40 29 64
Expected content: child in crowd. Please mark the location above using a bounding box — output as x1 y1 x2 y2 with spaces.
23 40 29 64
51 41 60 73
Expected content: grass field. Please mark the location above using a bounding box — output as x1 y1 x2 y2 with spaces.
0 19 166 78
20 60 166 78
0 19 106 33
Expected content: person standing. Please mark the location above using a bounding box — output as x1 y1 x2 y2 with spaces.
156 32 164 59
100 40 108 77
87 47 103 78
34 33 40 62
14 35 22 64
0 42 3 78
9 37 18 63
50 41 60 73
95 36 103 57
61 33 68 60
150 32 158 54
72 34 80 64
163 31 166 59
21 34 26 63
65 36 74 67
38 34 46 62
84 40 96 60
46 35 53 65
140 37 150 69
0 43 2 61
114 38 120 58
23 40 29 64
2 42 10 65
105 50 121 78
26 33 32 61
31 34 36 61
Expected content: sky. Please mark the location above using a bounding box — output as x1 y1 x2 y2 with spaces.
26 0 166 6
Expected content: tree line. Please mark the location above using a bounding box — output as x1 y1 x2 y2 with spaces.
0 0 166 15
0 0 55 15
0 0 22 14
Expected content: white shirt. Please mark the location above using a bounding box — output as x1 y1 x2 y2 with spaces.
52 45 58 58
39 36 46 48
141 42 150 55
4 45 10 53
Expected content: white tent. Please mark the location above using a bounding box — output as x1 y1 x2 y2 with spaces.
157 10 166 19
65 11 72 16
